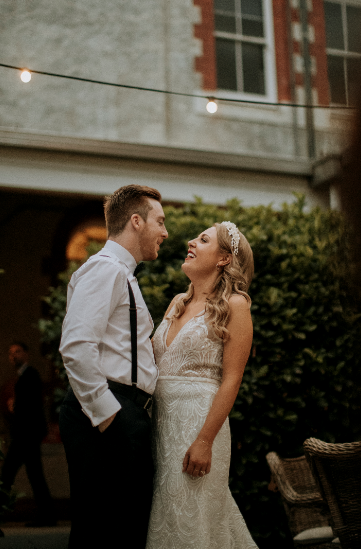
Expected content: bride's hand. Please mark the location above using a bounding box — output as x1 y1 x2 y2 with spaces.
182 438 212 477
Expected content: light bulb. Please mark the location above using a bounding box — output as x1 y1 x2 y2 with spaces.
20 70 31 83
206 99 218 114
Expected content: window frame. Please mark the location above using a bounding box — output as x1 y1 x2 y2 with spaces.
213 0 277 102
325 0 361 106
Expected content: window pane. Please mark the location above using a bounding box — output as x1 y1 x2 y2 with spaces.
216 39 238 90
214 0 235 13
242 18 264 37
324 1 344 50
347 58 361 106
241 0 262 17
327 55 346 104
242 43 265 94
215 13 236 33
347 6 361 53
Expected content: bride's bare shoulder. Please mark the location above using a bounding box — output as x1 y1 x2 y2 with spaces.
229 293 251 310
164 293 187 318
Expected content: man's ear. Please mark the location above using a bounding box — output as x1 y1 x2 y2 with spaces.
129 213 143 231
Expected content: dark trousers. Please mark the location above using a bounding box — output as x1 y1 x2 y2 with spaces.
59 388 154 549
1 437 54 519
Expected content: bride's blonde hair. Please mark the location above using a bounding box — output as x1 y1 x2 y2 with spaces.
170 223 254 341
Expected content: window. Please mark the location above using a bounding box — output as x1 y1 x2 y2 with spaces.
324 0 361 105
214 0 267 95
66 221 106 261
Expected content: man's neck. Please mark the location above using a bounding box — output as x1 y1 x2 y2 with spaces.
108 235 142 263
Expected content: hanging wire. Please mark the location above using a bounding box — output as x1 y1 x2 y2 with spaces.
0 62 357 110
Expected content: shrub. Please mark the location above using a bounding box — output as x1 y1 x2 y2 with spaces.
39 196 361 547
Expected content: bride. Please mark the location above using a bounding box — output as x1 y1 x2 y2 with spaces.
146 221 258 549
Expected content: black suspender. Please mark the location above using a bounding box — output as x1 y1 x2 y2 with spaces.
98 253 139 389
127 280 138 387
107 278 152 410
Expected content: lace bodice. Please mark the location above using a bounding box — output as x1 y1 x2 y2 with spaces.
153 309 223 382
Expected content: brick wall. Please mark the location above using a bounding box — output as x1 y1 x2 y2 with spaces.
309 0 329 105
273 0 292 102
194 0 217 90
289 0 329 105
194 0 329 105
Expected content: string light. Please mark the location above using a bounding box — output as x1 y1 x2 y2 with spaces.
206 98 218 114
0 62 355 110
20 70 31 83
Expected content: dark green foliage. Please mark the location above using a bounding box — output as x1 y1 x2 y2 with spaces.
38 196 361 547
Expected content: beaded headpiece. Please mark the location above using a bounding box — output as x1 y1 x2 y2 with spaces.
221 221 240 255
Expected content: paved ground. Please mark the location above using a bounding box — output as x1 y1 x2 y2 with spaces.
0 441 71 547
0 522 70 549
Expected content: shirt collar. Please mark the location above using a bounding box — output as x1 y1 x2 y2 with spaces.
17 362 29 376
103 240 137 274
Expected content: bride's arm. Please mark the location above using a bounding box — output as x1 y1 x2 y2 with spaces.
182 294 253 477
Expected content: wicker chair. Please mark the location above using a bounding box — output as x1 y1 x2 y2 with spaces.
266 452 335 548
303 438 361 549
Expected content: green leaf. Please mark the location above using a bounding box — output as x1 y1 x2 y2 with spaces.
292 331 306 340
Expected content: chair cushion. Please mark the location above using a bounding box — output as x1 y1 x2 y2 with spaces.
294 526 334 545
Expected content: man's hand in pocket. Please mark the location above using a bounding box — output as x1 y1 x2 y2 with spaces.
98 412 117 433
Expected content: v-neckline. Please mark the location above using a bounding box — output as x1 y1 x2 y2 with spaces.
164 310 205 350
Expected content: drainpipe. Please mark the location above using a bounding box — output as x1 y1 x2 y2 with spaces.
299 0 316 159
286 0 301 157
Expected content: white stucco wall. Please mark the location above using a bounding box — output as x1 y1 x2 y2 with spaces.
0 146 328 209
0 0 350 208
0 0 348 161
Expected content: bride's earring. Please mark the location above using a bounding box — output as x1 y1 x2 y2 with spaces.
216 264 220 270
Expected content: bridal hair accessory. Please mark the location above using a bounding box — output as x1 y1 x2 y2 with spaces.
221 221 240 255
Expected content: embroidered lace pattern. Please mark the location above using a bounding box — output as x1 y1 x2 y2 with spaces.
152 311 223 382
146 311 258 549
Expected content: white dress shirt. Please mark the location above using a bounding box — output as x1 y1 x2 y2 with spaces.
60 240 158 427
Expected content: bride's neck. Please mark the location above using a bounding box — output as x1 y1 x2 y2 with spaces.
191 280 214 305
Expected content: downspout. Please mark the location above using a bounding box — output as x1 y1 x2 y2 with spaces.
286 0 301 158
299 0 316 159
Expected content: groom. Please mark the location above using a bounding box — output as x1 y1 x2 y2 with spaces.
59 185 168 548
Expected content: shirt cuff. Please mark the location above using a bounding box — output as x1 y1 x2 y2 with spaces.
80 389 121 427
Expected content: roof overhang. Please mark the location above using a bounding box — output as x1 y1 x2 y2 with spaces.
0 129 312 178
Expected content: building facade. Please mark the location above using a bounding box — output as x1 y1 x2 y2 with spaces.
0 0 359 388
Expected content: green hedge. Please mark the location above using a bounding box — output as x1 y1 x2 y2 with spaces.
39 196 361 547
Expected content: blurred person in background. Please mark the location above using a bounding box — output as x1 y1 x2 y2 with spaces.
0 342 56 527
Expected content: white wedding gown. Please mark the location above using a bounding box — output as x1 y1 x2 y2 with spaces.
146 309 258 549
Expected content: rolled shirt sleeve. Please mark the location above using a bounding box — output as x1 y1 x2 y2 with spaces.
60 258 124 427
